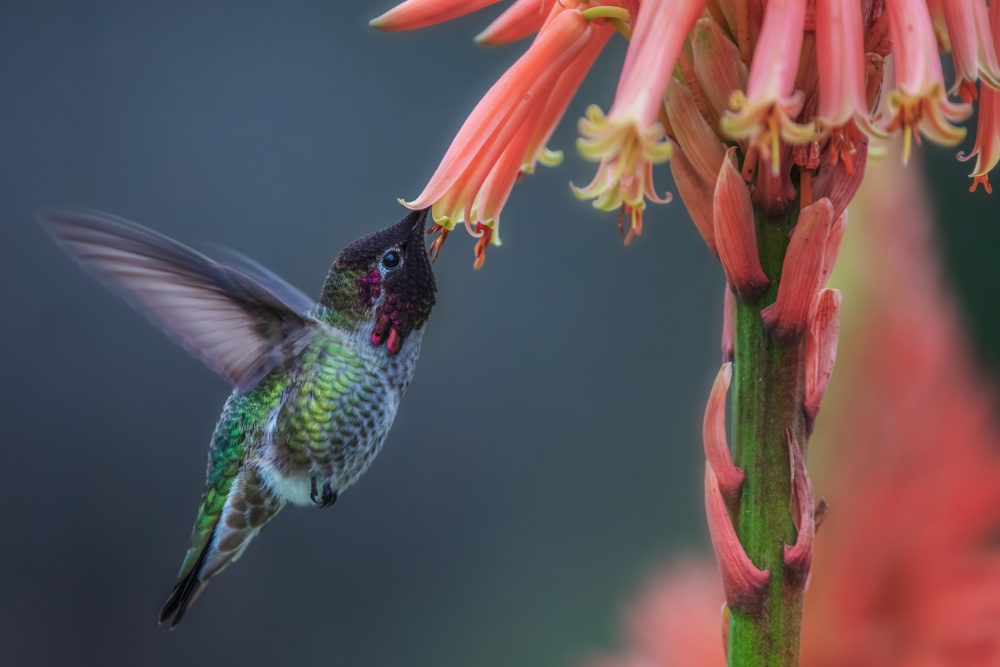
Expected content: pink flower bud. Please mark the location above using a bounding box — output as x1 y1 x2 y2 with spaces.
691 18 749 132
671 149 717 257
805 288 842 427
818 210 848 289
783 429 815 579
704 363 744 507
665 79 728 187
761 198 835 339
705 465 770 611
714 149 770 301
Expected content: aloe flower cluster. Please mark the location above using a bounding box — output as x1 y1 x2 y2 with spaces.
371 0 1000 664
373 0 1000 264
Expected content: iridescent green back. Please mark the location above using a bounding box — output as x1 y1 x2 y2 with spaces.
176 371 290 579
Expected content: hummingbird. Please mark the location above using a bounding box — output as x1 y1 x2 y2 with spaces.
40 207 436 627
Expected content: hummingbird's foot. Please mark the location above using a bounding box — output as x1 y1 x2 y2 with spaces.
310 477 338 508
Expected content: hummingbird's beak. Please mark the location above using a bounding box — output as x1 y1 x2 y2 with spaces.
406 207 430 236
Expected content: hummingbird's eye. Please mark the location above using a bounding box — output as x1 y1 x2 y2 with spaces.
381 250 401 270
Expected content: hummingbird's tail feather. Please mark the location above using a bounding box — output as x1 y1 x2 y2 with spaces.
158 537 212 628
159 465 284 628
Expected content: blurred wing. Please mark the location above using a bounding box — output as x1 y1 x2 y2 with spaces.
201 244 315 315
39 208 316 392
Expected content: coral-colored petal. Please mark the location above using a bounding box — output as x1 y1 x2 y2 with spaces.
522 22 614 174
371 0 501 30
407 10 590 212
476 0 555 45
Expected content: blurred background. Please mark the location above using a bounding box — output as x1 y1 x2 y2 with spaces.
0 3 996 666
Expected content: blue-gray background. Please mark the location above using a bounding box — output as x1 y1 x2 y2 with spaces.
0 3 995 666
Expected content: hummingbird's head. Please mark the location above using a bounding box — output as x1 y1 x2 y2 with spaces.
320 208 436 354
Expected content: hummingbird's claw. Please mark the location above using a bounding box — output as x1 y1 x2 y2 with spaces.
310 477 338 508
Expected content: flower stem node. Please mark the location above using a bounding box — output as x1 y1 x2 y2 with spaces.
714 148 770 301
761 198 835 340
705 465 771 612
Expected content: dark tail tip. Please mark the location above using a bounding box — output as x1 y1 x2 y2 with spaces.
158 540 212 629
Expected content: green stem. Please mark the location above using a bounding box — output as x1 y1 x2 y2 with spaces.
727 204 808 666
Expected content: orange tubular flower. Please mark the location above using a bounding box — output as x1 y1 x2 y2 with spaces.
883 0 972 164
720 0 817 174
521 22 615 175
404 9 591 260
370 0 502 31
476 0 557 45
573 0 704 241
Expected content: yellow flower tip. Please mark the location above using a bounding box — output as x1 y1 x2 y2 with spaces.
885 85 970 166
538 147 563 168
369 15 389 29
428 204 459 232
722 90 817 176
